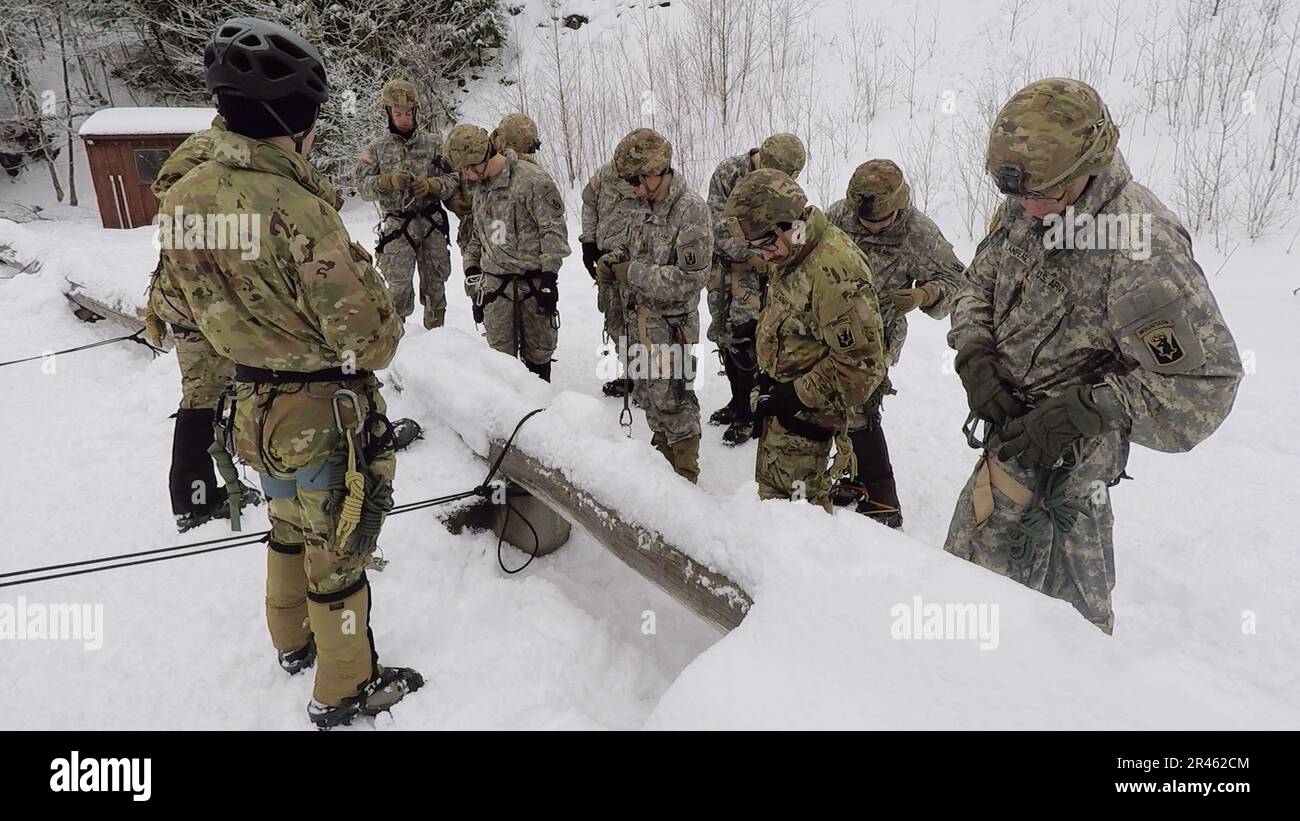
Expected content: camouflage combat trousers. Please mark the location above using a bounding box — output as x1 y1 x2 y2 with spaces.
378 217 451 329
234 377 396 705
477 273 558 367
173 327 233 409
629 305 700 445
943 432 1125 634
755 415 835 511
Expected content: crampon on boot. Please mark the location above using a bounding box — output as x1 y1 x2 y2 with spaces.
829 479 869 508
307 666 425 730
856 498 903 529
721 417 756 446
175 484 265 532
708 405 735 427
391 418 423 452
601 377 632 397
278 635 316 676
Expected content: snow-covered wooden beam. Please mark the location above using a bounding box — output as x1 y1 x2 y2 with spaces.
487 440 752 633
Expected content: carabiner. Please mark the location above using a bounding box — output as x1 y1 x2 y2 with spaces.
332 389 365 435
962 411 993 450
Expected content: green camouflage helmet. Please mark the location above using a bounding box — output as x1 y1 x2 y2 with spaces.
613 128 672 179
758 132 806 178
380 79 418 109
446 123 492 171
724 168 808 241
847 159 910 221
986 77 1119 197
493 112 540 154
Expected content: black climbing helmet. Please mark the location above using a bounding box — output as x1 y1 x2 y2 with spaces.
204 18 329 104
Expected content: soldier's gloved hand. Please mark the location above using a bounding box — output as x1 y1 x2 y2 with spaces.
954 338 1028 427
410 176 439 198
581 241 601 280
378 170 412 191
612 261 631 286
531 270 559 315
730 254 763 274
595 251 621 285
893 284 937 314
995 385 1105 468
754 377 808 420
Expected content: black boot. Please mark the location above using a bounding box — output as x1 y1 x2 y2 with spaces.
278 635 317 676
601 377 632 397
177 483 265 532
390 418 423 451
721 415 755 446
525 360 552 382
856 498 903 528
307 666 425 730
708 405 735 427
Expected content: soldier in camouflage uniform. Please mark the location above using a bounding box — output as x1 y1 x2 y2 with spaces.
599 129 711 482
447 123 569 381
579 161 639 397
724 169 887 510
946 78 1242 633
706 133 806 446
145 114 294 532
155 18 422 727
446 113 552 289
825 159 965 527
355 79 458 329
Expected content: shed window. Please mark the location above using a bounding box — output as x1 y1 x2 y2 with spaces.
133 148 172 183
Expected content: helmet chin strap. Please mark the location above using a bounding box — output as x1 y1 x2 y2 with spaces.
259 99 313 155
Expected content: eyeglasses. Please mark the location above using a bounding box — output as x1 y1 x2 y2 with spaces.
1014 187 1069 202
746 231 782 252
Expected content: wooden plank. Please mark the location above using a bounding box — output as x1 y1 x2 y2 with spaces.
488 440 752 633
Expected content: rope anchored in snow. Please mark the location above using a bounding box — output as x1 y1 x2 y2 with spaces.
0 329 165 368
0 407 548 588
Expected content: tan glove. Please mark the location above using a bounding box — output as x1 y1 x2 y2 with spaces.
729 254 764 273
378 170 412 192
596 252 627 285
142 310 167 349
410 176 439 198
612 260 631 286
892 284 937 313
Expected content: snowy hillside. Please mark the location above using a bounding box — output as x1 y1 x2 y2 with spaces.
1 0 1298 730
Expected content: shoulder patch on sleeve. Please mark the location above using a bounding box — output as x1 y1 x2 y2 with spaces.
833 321 857 351
1111 277 1206 374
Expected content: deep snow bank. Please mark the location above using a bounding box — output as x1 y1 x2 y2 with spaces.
391 329 1298 729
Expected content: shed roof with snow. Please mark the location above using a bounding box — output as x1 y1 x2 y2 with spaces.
79 107 217 138
79 107 218 229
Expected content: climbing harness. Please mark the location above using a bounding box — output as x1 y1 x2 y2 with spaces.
0 408 549 588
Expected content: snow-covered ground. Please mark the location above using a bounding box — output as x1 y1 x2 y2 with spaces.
1 193 1296 728
2 0 1298 729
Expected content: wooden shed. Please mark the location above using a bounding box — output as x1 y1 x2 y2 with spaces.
78 107 217 229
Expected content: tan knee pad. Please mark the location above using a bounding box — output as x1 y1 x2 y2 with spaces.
266 541 310 652
306 576 377 706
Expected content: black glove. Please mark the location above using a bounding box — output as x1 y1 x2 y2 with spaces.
995 385 1105 468
466 265 485 323
581 241 601 280
754 375 808 420
531 270 559 315
954 338 1028 427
